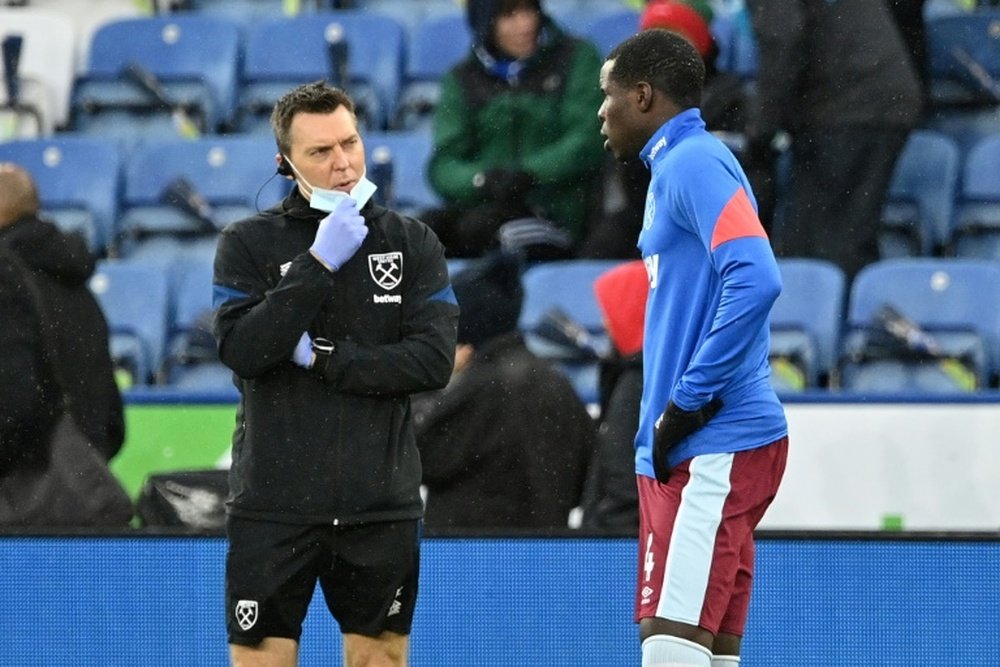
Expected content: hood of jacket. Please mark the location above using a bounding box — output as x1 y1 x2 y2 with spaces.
467 0 544 55
594 260 649 357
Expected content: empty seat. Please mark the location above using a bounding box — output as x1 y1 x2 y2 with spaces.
395 12 470 131
880 130 960 258
117 136 291 258
926 10 1000 107
89 259 171 386
838 258 1000 392
161 254 225 386
351 0 459 34
770 258 846 391
364 130 441 216
575 9 640 58
952 133 1000 259
0 136 121 254
71 15 241 149
0 9 76 135
171 0 286 25
237 12 407 132
710 7 759 80
519 259 625 404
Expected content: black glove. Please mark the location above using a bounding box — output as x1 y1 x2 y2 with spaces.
652 399 724 484
473 168 535 204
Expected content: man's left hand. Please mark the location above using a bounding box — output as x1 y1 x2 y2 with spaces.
652 398 724 483
292 332 315 369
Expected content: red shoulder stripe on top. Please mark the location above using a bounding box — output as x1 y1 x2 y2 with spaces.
710 187 767 251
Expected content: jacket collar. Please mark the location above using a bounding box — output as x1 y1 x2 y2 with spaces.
640 107 705 167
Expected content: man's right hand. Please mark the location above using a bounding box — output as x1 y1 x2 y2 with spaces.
309 198 368 271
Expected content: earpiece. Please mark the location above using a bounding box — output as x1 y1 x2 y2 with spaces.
276 154 293 177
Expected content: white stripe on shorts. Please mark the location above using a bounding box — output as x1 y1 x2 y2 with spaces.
656 452 734 624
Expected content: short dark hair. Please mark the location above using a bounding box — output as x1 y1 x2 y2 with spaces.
270 81 356 156
606 29 705 109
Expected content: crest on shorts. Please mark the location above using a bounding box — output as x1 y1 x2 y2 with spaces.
235 599 258 631
368 252 403 290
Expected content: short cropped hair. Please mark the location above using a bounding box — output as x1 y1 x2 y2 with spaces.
606 29 705 109
270 81 356 156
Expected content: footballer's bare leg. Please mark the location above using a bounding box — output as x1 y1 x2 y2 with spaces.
344 631 409 667
230 637 298 667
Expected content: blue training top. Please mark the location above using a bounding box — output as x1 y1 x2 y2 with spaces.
635 108 788 477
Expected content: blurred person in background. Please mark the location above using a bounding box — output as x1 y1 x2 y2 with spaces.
0 243 62 485
414 251 597 531
425 0 606 258
744 0 923 280
0 163 124 462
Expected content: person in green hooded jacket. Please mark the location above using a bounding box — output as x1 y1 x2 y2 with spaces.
425 0 606 258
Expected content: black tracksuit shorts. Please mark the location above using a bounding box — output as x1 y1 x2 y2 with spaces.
226 516 421 645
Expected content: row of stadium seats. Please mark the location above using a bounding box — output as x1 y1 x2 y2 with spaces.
0 6 642 143
5 127 1000 263
0 132 439 256
880 130 1000 259
4 4 1000 138
90 255 1000 399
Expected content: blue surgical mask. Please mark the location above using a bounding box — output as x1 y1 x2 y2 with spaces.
282 156 378 212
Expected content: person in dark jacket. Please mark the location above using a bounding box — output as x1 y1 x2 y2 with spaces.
0 244 61 476
581 260 648 533
212 81 459 667
745 0 923 280
0 163 124 462
424 0 606 257
413 252 597 531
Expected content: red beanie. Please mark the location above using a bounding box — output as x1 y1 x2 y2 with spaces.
640 1 715 59
593 260 649 357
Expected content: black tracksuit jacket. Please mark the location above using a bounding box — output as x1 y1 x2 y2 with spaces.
213 188 458 525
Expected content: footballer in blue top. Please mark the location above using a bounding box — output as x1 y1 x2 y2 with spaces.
598 29 789 667
636 107 787 475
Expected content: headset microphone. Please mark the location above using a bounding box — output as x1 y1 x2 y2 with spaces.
276 154 293 177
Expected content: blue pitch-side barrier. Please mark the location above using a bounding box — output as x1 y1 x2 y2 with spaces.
1 534 998 666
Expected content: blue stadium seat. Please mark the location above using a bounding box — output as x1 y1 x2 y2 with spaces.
364 130 441 215
519 259 625 404
575 9 640 58
926 10 1000 107
952 133 1000 260
0 136 121 254
70 16 241 149
880 130 960 258
117 136 292 258
161 254 229 387
770 259 845 391
353 0 459 34
237 12 407 132
839 258 1000 392
89 259 171 386
172 0 285 25
395 12 470 131
710 7 759 80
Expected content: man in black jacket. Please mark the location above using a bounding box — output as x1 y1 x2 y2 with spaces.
0 163 124 462
213 82 459 667
745 0 923 280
